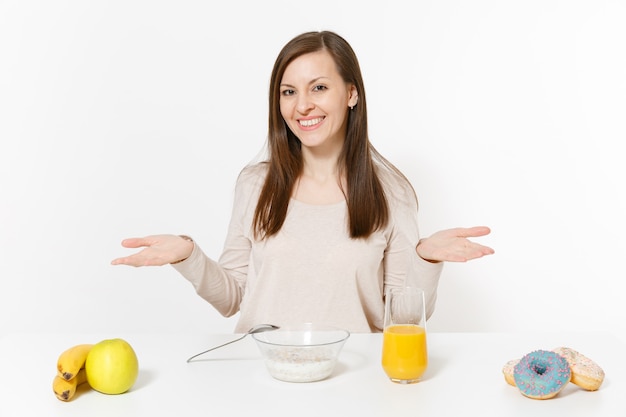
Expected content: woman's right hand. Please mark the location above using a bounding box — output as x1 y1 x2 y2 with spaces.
110 234 194 267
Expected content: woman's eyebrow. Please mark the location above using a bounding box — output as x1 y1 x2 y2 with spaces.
280 76 331 89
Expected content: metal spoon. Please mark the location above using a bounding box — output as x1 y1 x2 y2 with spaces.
186 324 280 363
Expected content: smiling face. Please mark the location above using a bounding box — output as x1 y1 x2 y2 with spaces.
279 50 358 154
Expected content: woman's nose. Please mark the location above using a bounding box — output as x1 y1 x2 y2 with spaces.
296 93 314 113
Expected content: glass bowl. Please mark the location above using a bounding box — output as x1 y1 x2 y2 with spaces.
251 323 350 383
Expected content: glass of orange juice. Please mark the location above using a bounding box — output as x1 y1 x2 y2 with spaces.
381 286 427 384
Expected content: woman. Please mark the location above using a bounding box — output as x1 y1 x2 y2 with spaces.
111 31 494 333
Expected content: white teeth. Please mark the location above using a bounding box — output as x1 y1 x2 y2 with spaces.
299 117 323 127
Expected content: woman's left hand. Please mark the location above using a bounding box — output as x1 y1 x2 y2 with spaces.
416 226 494 263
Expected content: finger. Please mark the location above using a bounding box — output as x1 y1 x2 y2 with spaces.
478 244 495 255
120 237 153 248
110 254 151 266
457 226 491 238
463 242 495 259
111 255 165 267
110 256 139 266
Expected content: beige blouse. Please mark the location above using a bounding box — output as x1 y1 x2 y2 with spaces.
173 162 443 333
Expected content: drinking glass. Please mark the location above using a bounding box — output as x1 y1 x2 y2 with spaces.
381 286 428 384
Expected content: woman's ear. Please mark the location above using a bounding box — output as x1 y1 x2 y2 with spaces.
348 85 358 108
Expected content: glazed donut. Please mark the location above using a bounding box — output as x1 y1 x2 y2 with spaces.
502 358 518 387
552 347 605 391
513 350 571 400
502 347 606 393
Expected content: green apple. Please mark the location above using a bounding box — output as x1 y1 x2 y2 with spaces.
85 338 139 395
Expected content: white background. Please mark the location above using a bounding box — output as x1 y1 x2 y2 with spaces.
1 0 624 341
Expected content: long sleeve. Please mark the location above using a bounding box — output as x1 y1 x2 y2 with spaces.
171 162 443 333
379 167 443 321
171 165 264 317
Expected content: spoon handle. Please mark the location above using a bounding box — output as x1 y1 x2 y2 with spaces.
186 333 248 363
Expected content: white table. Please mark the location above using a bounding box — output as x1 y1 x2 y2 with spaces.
0 331 623 416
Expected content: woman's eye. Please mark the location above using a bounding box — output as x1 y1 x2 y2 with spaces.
313 85 327 92
281 89 295 96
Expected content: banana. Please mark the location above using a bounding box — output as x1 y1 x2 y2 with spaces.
53 368 88 401
57 344 94 381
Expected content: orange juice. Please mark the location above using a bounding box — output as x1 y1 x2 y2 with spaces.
382 324 428 382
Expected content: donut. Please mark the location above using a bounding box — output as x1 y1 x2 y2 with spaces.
502 347 606 393
502 358 518 387
513 350 571 399
552 347 605 391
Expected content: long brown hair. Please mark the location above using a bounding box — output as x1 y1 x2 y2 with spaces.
253 31 405 240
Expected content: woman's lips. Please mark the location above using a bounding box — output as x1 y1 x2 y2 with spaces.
298 116 324 128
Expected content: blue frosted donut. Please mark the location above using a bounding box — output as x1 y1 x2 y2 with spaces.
513 350 571 399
